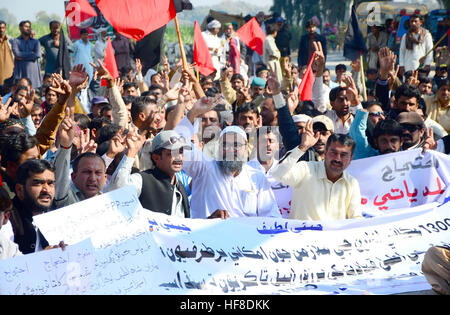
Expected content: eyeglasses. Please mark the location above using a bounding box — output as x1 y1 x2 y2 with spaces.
369 111 385 117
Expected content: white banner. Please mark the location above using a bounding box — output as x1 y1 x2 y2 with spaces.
0 239 95 295
347 149 450 217
3 186 446 295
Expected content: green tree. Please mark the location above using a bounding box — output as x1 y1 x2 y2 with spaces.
35 11 61 26
271 0 351 28
0 8 18 25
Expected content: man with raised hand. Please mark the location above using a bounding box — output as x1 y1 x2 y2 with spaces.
271 120 362 221
174 95 280 219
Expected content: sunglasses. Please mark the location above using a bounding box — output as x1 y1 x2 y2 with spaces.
369 111 385 117
158 136 186 150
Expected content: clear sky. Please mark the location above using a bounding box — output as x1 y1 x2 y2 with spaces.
0 0 274 23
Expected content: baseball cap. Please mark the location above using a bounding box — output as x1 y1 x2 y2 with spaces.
312 115 335 132
396 112 424 127
251 77 266 88
91 96 109 105
150 130 191 153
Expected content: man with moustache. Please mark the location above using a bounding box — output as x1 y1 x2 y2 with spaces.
174 97 280 219
11 20 42 89
53 112 108 209
272 120 362 221
9 159 65 254
39 20 73 75
396 111 428 151
108 130 191 218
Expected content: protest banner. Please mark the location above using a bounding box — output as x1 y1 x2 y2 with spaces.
20 187 449 295
5 151 449 295
347 149 450 217
33 185 149 248
0 239 95 295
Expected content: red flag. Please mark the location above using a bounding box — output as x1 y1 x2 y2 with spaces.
236 17 266 55
228 38 241 74
101 37 119 87
193 21 216 77
96 0 176 41
298 52 316 101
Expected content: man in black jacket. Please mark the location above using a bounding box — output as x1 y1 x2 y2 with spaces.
108 130 191 218
298 19 327 67
10 159 64 254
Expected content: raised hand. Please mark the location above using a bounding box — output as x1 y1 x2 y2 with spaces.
388 63 400 90
135 58 143 76
58 107 76 148
266 63 281 95
188 95 223 121
0 98 13 122
81 139 98 154
406 70 420 87
312 41 325 77
90 59 113 82
178 80 192 104
107 131 126 158
343 75 360 105
299 119 320 151
422 127 437 154
18 89 35 118
287 86 299 115
69 64 89 90
378 47 396 80
125 129 146 158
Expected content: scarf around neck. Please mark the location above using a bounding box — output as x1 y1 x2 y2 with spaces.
405 27 426 50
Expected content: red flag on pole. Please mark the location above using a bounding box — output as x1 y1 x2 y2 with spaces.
96 0 176 41
298 52 316 101
101 37 119 86
228 38 241 74
193 21 216 77
235 17 266 55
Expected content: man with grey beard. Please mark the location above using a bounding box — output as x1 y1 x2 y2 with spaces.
175 97 280 219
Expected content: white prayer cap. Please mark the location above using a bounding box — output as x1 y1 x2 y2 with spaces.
207 20 222 30
219 126 247 142
95 27 108 33
292 114 312 124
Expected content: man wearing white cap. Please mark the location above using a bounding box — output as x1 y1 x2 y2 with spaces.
175 97 280 219
94 28 108 65
202 20 222 80
108 130 191 218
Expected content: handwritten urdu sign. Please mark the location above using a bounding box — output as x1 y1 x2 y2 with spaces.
347 149 450 216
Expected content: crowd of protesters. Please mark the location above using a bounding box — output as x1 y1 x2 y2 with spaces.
0 11 448 294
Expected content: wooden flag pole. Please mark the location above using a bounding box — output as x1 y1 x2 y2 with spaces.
174 15 188 70
360 54 367 102
420 31 449 67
